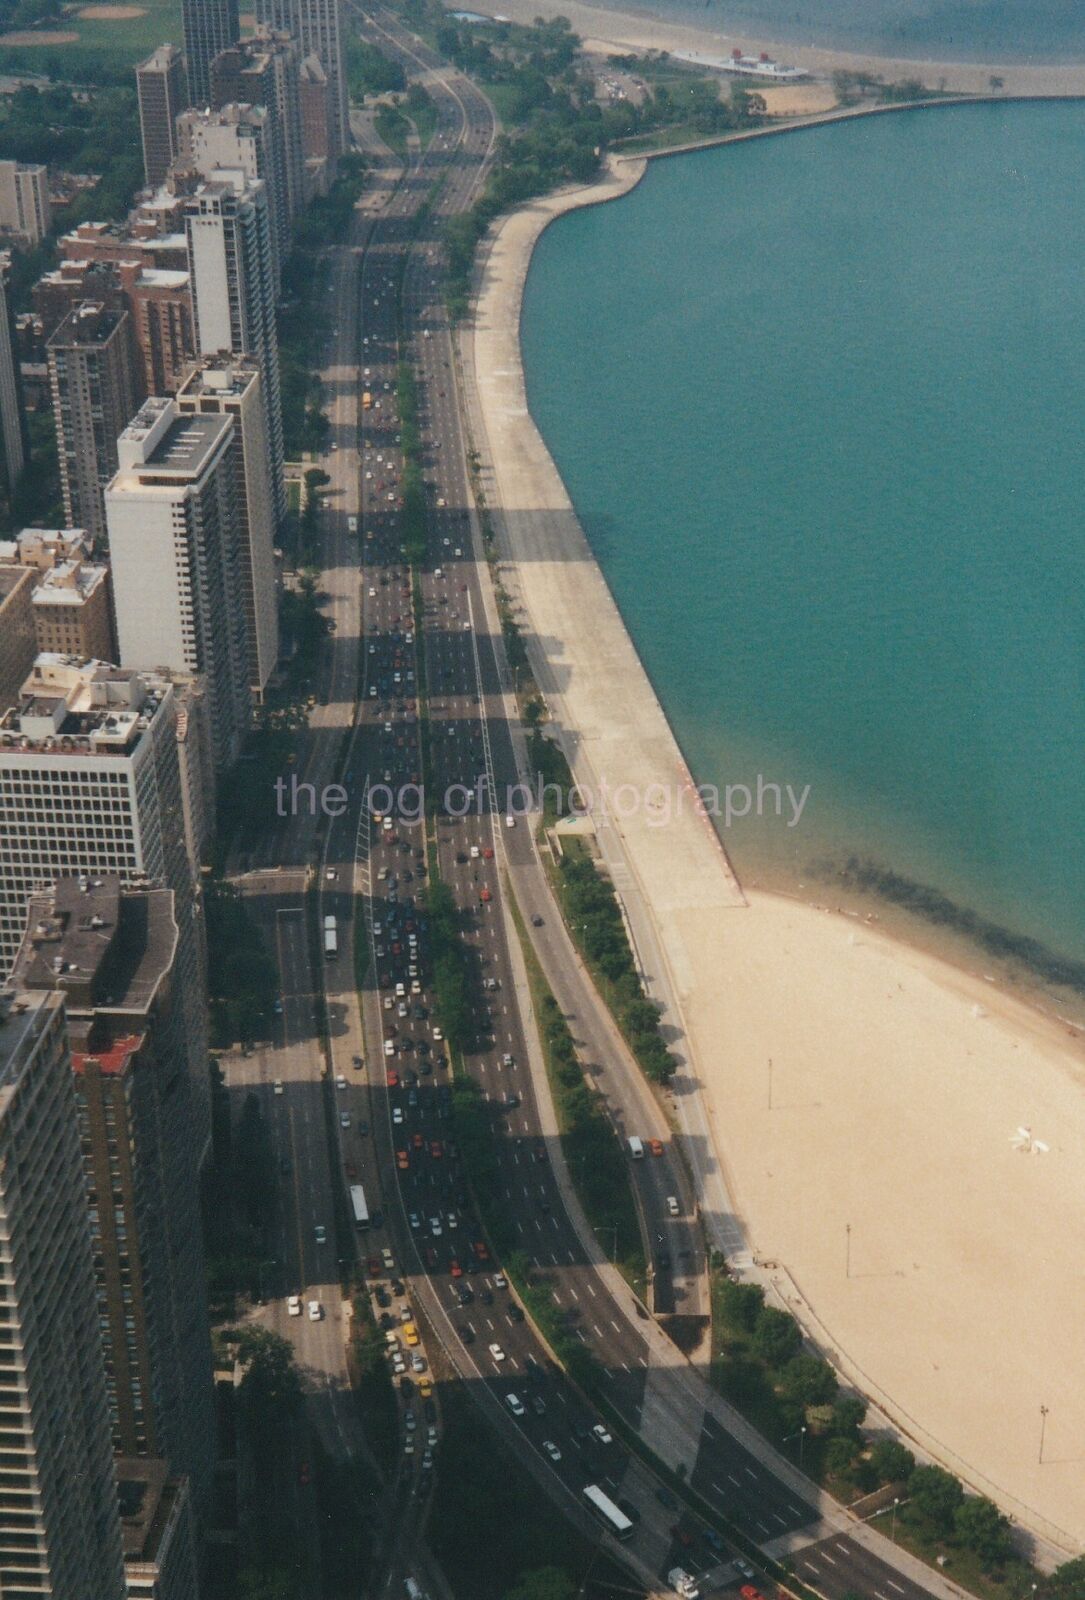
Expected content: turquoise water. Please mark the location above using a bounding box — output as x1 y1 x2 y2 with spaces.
520 102 1085 971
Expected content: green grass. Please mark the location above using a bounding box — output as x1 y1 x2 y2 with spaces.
481 79 526 128
374 102 410 157
0 0 182 78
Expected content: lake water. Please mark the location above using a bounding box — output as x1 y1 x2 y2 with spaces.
587 0 1085 64
520 102 1085 986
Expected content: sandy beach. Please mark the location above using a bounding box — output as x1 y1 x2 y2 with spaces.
479 0 1085 98
464 143 1085 1552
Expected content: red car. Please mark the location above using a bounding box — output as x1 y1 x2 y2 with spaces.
649 1138 664 1157
412 1132 424 1150
472 1239 490 1261
425 1246 438 1268
740 1588 764 1600
387 1069 399 1088
479 888 491 904
396 1149 409 1171
482 846 494 860
430 1140 443 1158
449 1257 463 1278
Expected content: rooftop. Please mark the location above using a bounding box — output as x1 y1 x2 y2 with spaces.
0 655 169 756
11 876 177 1018
31 560 108 607
0 563 32 603
46 299 126 351
116 1456 185 1566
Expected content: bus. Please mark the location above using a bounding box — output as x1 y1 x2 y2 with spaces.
349 1184 370 1229
323 914 338 960
582 1484 634 1541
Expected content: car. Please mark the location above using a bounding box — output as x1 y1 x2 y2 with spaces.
655 1486 678 1509
703 1529 725 1555
649 1138 664 1157
473 1240 490 1261
408 1212 421 1231
457 1284 473 1305
493 1272 507 1289
459 1325 475 1344
287 1295 302 1317
314 1225 326 1245
502 1053 514 1068
505 1392 525 1417
425 1246 438 1267
739 1588 765 1600
421 1449 434 1471
507 1304 524 1324
733 1561 756 1582
591 1424 613 1446
404 1323 419 1347
530 1394 546 1415
335 1074 347 1091
384 1039 395 1057
445 1210 458 1230
542 1439 562 1463
393 1107 404 1125
325 868 337 881
420 1382 434 1403
488 1342 506 1363
381 1248 395 1271
450 1258 463 1278
307 1300 322 1321
412 1129 423 1147
273 1079 284 1095
429 1216 442 1236
411 1352 426 1373
666 1195 681 1216
273 998 283 1015
479 888 491 903
396 1149 409 1170
339 1112 351 1129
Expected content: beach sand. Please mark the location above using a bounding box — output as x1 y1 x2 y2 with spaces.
484 0 1085 97
465 151 1085 1551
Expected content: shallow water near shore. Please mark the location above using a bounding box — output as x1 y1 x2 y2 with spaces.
520 100 1085 998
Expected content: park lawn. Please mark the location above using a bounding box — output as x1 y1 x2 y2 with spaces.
0 0 182 76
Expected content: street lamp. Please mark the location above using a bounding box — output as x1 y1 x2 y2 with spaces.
890 1497 900 1542
1039 1405 1049 1465
784 1424 807 1470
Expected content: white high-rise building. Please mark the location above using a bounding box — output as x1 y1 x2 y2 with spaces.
177 356 279 698
106 397 251 768
185 174 285 525
0 986 127 1599
254 0 347 157
0 656 212 1158
177 103 284 289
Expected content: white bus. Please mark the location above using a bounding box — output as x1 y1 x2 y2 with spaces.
582 1484 634 1541
349 1184 369 1229
323 914 338 959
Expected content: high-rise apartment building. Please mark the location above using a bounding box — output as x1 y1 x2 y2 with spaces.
211 27 305 229
0 257 27 503
185 175 285 523
177 103 284 288
0 986 127 1599
0 656 211 1157
254 0 346 156
136 45 189 188
106 397 251 768
0 564 36 712
181 0 239 107
177 356 278 697
31 556 115 661
47 301 144 543
12 877 216 1514
0 159 51 244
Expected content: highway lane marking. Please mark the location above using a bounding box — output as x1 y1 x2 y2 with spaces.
727 1474 742 1488
887 1584 905 1594
744 1466 758 1480
820 1552 837 1567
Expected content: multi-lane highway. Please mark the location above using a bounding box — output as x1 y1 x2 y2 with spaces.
235 11 957 1599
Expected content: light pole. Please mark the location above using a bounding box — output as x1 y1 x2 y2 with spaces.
890 1497 900 1542
784 1424 807 1469
1039 1404 1049 1465
845 1222 852 1279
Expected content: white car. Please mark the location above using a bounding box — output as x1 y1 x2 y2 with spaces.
335 1075 347 1091
339 1112 351 1129
392 1355 406 1374
592 1423 613 1446
325 868 337 881
505 815 516 828
542 1439 562 1463
307 1300 322 1322
287 1295 302 1317
505 1392 525 1417
314 1225 326 1244
429 1216 442 1237
273 1079 284 1095
411 1352 426 1373
488 1342 506 1363
393 1107 404 1125
493 1272 507 1290
384 1039 395 1057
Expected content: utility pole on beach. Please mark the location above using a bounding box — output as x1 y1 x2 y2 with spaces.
845 1222 852 1279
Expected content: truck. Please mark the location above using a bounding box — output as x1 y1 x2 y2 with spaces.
668 1571 700 1600
323 914 338 959
627 1135 645 1160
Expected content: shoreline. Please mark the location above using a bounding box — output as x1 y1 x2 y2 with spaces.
475 0 1085 97
462 113 1085 1550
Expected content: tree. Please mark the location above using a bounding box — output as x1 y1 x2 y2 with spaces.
824 1435 859 1479
872 1438 915 1485
1051 1557 1085 1600
719 1278 764 1334
908 1464 964 1535
831 1396 868 1437
751 1305 802 1367
506 1569 577 1600
779 1354 837 1407
954 1496 1013 1568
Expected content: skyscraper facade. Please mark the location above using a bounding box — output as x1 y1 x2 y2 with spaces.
181 0 240 107
0 257 27 504
177 103 284 289
0 986 127 1599
47 301 144 544
254 0 347 156
106 397 252 769
136 44 189 188
211 27 305 229
185 175 285 523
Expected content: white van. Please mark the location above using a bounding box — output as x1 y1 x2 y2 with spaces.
627 1136 645 1160
405 1579 425 1600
